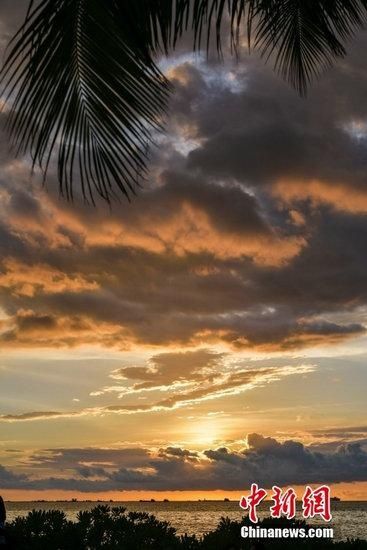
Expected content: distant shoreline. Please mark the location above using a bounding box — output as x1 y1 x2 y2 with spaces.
5 499 367 503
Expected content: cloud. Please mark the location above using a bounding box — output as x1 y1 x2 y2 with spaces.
0 1 28 55
26 447 153 470
0 168 304 265
99 349 225 396
0 410 84 422
0 258 98 297
273 178 367 214
0 358 315 422
88 352 316 417
185 44 367 204
307 426 367 451
1 433 367 492
0 15 366 356
0 309 127 349
0 465 28 489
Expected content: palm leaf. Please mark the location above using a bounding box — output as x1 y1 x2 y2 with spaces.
252 0 367 95
1 0 171 203
166 0 367 94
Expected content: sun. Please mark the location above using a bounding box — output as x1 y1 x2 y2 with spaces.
187 421 222 448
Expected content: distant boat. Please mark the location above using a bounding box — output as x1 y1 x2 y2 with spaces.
163 499 169 502
331 497 341 501
224 498 230 502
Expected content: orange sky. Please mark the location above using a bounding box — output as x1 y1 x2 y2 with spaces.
1 2 367 505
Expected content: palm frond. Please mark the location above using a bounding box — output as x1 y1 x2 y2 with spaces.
166 0 367 94
253 0 367 95
1 0 171 203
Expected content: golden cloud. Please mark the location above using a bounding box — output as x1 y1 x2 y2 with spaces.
274 178 367 214
0 258 98 297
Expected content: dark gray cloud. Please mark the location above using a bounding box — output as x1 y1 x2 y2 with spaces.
0 465 27 488
185 40 367 194
26 447 153 470
1 433 367 492
0 7 366 354
0 1 28 54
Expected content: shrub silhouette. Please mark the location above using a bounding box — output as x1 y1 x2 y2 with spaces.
4 506 367 549
6 506 180 550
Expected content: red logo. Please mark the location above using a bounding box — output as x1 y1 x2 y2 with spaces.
239 484 332 523
302 485 332 522
270 486 297 519
239 483 267 523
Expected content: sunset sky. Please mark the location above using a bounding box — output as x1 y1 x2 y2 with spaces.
0 2 367 501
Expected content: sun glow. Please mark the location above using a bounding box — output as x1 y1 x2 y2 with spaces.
187 421 222 447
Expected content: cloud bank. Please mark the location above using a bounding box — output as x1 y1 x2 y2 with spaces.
1 434 366 492
0 32 367 355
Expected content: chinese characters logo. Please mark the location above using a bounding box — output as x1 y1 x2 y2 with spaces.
240 484 332 523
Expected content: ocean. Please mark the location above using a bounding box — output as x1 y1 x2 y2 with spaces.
4 500 367 541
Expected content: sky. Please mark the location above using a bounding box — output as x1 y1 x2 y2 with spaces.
0 2 367 501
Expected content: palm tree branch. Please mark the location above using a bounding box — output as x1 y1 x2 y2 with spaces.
1 0 171 203
163 0 367 94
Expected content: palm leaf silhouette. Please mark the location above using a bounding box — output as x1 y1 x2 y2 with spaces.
1 0 170 203
1 0 367 202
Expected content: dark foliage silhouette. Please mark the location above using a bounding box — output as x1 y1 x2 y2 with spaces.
0 496 6 548
1 1 367 203
3 506 367 549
